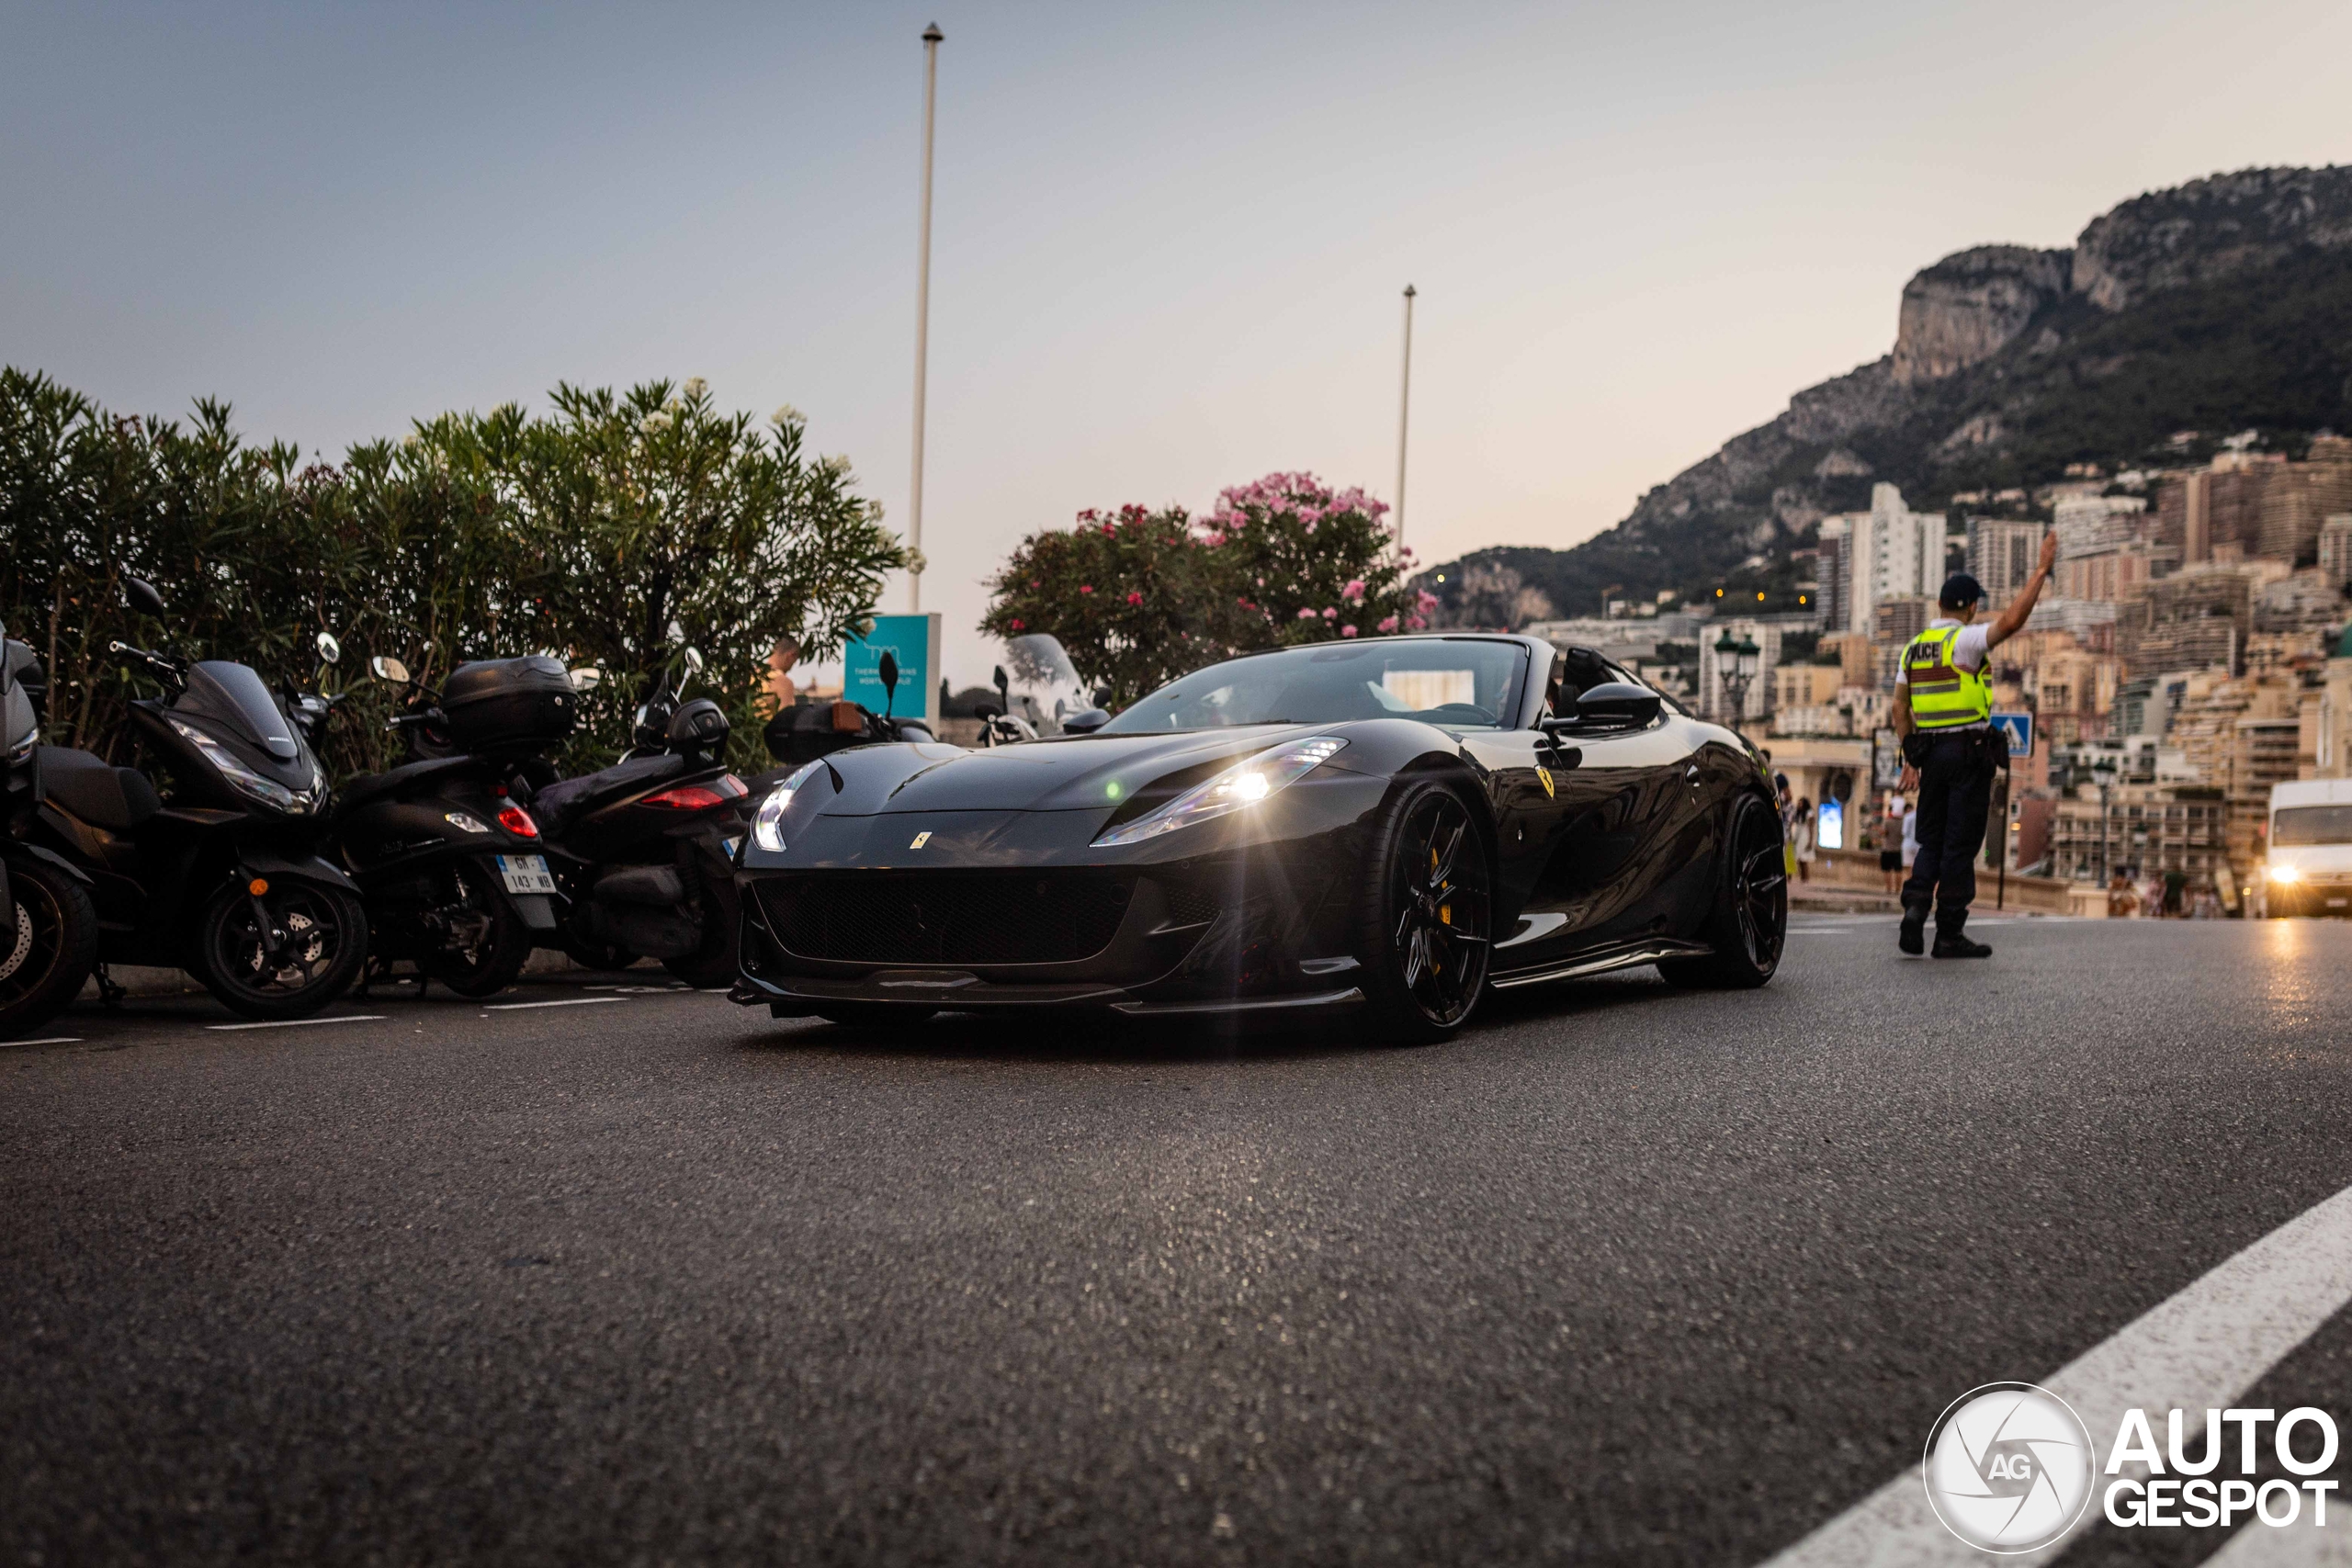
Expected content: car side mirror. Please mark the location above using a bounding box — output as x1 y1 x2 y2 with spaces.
1063 707 1111 735
370 655 412 685
1566 682 1661 731
126 576 167 618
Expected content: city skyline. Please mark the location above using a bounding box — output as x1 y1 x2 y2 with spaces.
7 0 2352 682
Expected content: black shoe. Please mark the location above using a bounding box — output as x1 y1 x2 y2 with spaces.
1898 905 1928 955
1932 934 1992 959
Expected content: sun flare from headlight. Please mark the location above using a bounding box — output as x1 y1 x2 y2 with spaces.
1092 736 1345 846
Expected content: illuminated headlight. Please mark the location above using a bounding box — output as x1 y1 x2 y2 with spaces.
1092 735 1347 847
168 716 315 815
751 761 823 852
2267 863 2302 884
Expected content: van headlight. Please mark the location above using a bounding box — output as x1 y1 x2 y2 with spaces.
751 761 823 852
2267 863 2302 884
1093 736 1347 847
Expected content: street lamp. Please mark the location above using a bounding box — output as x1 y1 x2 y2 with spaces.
1395 284 1416 552
907 21 944 613
1713 631 1759 723
2092 755 2118 886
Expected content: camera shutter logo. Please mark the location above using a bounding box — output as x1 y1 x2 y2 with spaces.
1922 1382 2094 1552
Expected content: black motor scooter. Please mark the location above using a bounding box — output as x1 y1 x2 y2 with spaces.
324 651 578 997
1 626 100 1037
23 579 368 1020
521 647 750 986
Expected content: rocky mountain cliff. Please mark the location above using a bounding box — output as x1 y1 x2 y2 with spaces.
1423 165 2352 624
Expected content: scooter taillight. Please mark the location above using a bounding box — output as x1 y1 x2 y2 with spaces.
497 805 540 838
642 774 749 811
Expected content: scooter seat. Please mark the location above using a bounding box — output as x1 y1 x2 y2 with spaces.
334 755 476 816
38 746 161 833
530 754 687 833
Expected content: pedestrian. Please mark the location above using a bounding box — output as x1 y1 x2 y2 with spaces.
1881 796 1914 894
2107 868 2136 919
1894 531 2057 957
1792 799 1815 883
2163 869 2188 918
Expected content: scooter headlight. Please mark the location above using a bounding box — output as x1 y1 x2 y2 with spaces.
168 716 315 814
751 761 823 853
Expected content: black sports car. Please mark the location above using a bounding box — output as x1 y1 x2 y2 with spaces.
730 634 1785 1042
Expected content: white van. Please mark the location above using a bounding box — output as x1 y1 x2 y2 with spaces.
2263 778 2352 918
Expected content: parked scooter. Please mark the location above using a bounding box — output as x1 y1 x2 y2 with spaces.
0 626 100 1037
22 578 368 1020
757 649 939 773
333 652 577 996
521 647 749 986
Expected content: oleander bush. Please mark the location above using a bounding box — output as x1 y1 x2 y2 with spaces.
0 367 904 777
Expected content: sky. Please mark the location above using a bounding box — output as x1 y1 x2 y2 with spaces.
7 0 2352 686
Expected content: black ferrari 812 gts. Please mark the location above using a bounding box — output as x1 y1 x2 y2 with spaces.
730 634 1785 1042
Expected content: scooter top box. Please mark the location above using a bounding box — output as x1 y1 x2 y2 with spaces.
440 656 577 753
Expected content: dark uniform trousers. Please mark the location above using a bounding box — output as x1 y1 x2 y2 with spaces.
1902 730 1999 934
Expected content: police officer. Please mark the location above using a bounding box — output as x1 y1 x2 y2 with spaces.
1894 530 2056 957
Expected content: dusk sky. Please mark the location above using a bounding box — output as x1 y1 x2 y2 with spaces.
8 0 2351 684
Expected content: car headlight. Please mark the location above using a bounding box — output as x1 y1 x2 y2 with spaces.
2268 863 2302 884
1092 735 1347 847
167 716 314 814
751 761 823 852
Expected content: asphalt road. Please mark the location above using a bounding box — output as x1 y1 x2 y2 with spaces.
6 916 2352 1567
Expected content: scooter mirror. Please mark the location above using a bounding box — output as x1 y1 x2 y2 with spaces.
370 655 411 684
684 647 705 676
125 577 167 618
316 632 342 665
569 666 603 691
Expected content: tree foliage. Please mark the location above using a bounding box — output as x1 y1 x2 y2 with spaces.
980 474 1435 706
0 367 904 776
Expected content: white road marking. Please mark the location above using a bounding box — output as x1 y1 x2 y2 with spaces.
1759 1181 2352 1566
207 1015 387 1032
484 996 628 1010
0 1035 82 1048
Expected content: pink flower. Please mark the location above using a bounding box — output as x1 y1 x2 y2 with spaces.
1406 615 1427 630
1416 590 1440 613
1080 584 1094 595
1202 532 1226 547
1340 579 1366 603
1295 607 1317 620
1377 615 1399 633
1321 607 1338 619
1125 591 1143 605
1340 625 1358 638
1009 618 1025 631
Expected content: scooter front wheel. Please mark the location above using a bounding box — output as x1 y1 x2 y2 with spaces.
193 879 368 1021
0 859 100 1039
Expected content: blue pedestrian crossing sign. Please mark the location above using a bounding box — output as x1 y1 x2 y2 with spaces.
1990 711 2033 758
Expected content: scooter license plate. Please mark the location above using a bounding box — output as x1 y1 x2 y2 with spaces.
497 854 558 895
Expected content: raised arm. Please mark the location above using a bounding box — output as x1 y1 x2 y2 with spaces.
1986 531 2058 649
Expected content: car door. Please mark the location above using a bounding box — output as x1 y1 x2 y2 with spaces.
1494 649 1698 971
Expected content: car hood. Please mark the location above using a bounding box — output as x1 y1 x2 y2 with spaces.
814 726 1319 816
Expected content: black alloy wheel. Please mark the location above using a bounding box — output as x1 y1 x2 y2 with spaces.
419 860 531 998
193 878 368 1021
0 860 99 1039
1658 793 1786 988
1354 778 1492 1043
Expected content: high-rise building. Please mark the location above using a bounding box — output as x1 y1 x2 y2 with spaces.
2053 493 2147 561
1816 517 1848 635
1823 485 1943 637
1967 517 2043 607
2320 515 2352 590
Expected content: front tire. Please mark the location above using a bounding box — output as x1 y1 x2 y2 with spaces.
192 879 368 1021
0 860 100 1039
1352 778 1492 1044
1658 794 1786 988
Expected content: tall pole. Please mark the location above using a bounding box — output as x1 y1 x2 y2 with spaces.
1395 284 1416 552
908 23 944 614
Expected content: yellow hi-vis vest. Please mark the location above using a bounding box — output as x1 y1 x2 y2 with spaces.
1901 625 1992 728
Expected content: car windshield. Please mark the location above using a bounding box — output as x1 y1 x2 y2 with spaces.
2273 805 2352 846
1102 639 1529 732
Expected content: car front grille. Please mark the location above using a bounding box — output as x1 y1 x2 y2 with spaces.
758 874 1134 965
